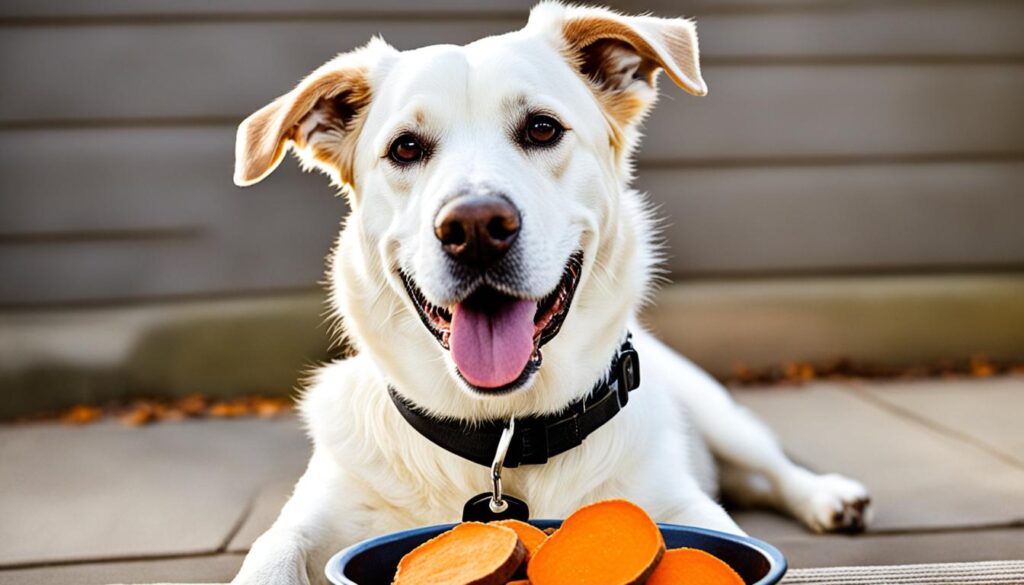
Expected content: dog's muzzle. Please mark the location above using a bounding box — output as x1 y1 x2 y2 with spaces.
400 251 583 394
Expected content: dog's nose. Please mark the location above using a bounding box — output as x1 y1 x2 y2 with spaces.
434 194 521 268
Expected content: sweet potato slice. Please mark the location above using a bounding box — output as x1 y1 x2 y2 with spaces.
393 522 526 585
527 499 665 585
647 547 744 585
491 520 547 562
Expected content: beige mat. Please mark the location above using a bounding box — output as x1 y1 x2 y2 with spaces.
781 560 1024 584
121 559 1024 585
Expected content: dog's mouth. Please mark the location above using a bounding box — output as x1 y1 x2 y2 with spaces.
400 252 583 393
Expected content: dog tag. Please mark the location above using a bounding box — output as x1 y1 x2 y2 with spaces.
462 492 530 522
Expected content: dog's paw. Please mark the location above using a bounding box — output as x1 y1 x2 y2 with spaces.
796 473 872 534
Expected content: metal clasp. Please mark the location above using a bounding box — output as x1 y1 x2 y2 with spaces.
489 416 515 514
616 345 640 408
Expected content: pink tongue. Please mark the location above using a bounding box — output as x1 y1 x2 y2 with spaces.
450 297 538 389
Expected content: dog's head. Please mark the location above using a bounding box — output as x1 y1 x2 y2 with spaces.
234 2 705 416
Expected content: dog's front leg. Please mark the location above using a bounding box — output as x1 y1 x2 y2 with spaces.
640 332 872 533
661 475 746 536
232 449 370 585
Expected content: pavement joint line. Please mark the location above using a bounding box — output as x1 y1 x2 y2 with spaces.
838 379 1024 473
768 522 1024 541
216 492 257 554
0 553 245 569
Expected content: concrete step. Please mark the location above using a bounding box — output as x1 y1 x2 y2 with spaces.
3 273 1023 418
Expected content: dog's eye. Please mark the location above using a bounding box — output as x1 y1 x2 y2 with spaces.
388 134 425 164
523 115 564 147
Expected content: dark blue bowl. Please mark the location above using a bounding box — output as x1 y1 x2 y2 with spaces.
326 520 787 585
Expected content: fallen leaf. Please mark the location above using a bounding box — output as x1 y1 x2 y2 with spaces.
61 405 103 425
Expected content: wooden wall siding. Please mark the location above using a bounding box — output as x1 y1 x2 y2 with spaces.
641 163 1024 275
0 128 342 304
1 1 1022 305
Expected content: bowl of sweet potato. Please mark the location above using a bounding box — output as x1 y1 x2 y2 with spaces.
325 499 787 585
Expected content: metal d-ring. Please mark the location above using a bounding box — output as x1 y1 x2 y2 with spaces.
489 416 515 514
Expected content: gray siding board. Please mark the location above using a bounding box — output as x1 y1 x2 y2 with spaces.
1 128 344 304
3 0 1022 33
0 127 231 234
1 238 216 303
0 0 539 18
638 163 1024 274
700 2 1024 60
641 64 1024 161
0 191 342 304
0 230 323 304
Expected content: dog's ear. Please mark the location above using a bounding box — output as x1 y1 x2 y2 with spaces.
234 38 395 187
530 2 706 128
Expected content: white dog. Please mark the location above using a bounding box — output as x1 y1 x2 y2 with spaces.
231 3 871 583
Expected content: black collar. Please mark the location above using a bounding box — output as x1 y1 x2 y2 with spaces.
388 335 640 468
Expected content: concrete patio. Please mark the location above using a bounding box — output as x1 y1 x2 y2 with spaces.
2 376 1022 584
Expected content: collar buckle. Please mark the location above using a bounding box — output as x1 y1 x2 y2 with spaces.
615 343 640 408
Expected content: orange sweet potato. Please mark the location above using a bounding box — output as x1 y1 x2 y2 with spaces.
647 547 745 585
527 499 665 585
393 522 526 585
491 520 547 562
505 581 531 585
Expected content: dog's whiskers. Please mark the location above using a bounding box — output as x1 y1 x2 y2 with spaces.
589 257 619 297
